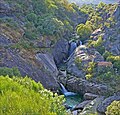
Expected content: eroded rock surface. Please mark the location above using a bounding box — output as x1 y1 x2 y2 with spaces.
66 76 109 95
0 48 59 90
97 93 120 114
52 39 69 65
67 45 104 77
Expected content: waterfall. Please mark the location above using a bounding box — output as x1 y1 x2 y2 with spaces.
68 41 77 56
59 83 77 96
68 40 82 57
59 83 68 93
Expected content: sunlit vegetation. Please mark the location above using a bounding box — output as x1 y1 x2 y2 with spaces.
76 23 92 41
75 57 82 69
0 76 67 115
77 2 117 42
103 51 120 71
106 101 120 115
107 56 120 71
85 62 96 80
3 0 82 41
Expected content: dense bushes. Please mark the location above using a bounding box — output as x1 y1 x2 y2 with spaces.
76 23 92 41
0 76 67 115
4 0 82 41
106 101 120 115
77 2 117 41
107 56 120 71
85 62 96 80
0 67 21 77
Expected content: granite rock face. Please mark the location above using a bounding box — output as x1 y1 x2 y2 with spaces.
0 48 59 91
97 93 120 114
73 100 92 110
66 76 109 95
67 45 104 77
84 93 99 100
90 4 120 56
79 97 104 115
35 53 59 77
0 1 12 17
52 39 69 65
0 35 12 46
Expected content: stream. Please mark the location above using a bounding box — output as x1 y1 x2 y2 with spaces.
59 83 82 109
58 40 83 109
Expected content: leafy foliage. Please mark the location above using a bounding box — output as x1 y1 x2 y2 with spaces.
0 67 21 77
0 76 67 115
75 57 82 69
77 2 117 42
4 0 82 41
85 62 96 79
107 56 120 71
76 23 92 41
106 101 120 115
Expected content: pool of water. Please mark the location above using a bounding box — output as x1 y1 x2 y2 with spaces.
65 94 82 108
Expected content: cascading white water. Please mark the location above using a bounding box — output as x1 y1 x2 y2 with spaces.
59 83 82 109
59 83 77 96
60 83 68 93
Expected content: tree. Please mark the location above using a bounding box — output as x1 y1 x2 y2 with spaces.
0 76 67 115
76 23 92 41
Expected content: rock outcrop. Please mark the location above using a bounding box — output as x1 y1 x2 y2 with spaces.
0 34 12 46
73 100 92 110
84 93 99 100
0 35 59 91
52 39 69 65
79 97 104 115
67 45 104 77
36 53 59 77
97 93 120 114
66 76 109 95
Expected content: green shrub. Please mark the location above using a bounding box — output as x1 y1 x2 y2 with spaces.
91 35 103 48
0 76 67 115
87 62 96 73
75 57 82 69
76 23 92 41
107 56 120 70
0 67 21 77
103 51 112 60
106 101 120 115
24 30 38 40
85 74 93 80
97 46 105 55
85 62 96 79
26 12 37 23
97 71 113 81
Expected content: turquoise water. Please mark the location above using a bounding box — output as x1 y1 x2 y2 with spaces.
65 94 82 108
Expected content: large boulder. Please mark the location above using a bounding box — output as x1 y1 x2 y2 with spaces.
52 39 69 65
66 76 109 96
35 53 59 77
73 100 92 110
79 97 104 115
84 93 99 100
97 92 120 114
67 45 104 77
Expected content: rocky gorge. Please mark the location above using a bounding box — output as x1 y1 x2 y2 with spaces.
0 0 120 115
